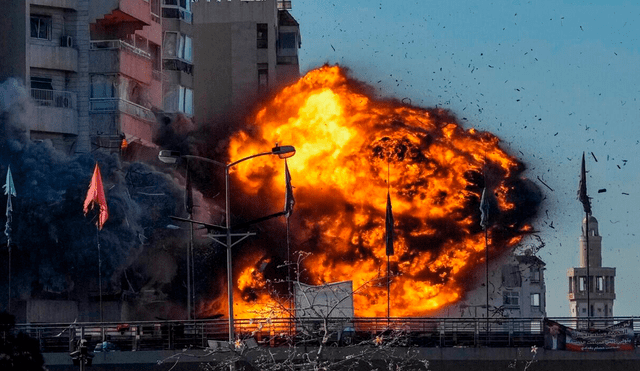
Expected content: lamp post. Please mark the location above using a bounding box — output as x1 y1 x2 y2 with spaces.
159 145 296 344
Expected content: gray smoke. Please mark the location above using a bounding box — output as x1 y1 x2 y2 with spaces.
0 79 192 315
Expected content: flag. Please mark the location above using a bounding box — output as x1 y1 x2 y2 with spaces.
4 165 16 246
284 160 295 217
185 161 193 215
83 163 109 230
385 191 394 256
479 187 490 230
577 152 591 215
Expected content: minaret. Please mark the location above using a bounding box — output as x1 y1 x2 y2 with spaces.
567 155 616 321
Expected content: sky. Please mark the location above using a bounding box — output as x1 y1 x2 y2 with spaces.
291 0 640 317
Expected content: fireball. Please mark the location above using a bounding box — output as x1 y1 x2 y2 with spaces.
205 65 539 318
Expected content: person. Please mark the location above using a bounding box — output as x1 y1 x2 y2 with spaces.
544 322 566 350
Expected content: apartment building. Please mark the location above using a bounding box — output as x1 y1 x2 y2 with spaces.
0 0 163 155
192 0 301 125
435 250 547 319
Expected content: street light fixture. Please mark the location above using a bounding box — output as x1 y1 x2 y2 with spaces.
158 144 296 344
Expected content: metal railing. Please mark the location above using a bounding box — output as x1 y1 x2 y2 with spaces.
14 316 640 353
30 88 75 109
90 98 156 122
89 40 152 59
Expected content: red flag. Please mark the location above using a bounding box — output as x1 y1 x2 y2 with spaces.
385 191 394 256
83 163 109 230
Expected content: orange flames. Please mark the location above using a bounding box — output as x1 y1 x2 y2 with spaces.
204 65 538 318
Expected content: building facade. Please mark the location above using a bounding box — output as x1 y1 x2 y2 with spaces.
0 0 164 155
567 215 616 318
435 250 547 319
192 0 301 126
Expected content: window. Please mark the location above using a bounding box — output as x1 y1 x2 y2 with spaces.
258 63 268 91
178 86 193 115
596 276 604 292
530 293 540 308
177 35 192 62
30 15 51 40
279 32 297 49
503 291 519 307
165 32 192 63
30 77 53 104
257 23 268 48
530 267 541 282
579 276 586 292
91 75 117 98
568 277 573 293
163 32 177 58
31 77 53 91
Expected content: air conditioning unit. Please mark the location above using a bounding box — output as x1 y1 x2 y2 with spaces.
60 35 73 48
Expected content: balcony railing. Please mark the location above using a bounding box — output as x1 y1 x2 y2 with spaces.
89 40 152 59
30 88 75 109
90 98 156 122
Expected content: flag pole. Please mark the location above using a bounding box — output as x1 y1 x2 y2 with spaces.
579 152 591 321
284 159 294 333
386 161 391 322
479 156 490 343
97 225 103 325
4 166 16 313
84 163 109 326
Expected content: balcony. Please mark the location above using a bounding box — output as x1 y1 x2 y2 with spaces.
90 0 151 28
30 89 78 135
29 44 78 72
90 98 155 122
89 40 153 83
90 98 156 146
31 88 76 109
31 0 78 9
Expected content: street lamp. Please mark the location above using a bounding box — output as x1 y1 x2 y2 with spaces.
158 144 296 344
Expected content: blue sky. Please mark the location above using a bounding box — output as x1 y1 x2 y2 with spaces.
292 0 640 317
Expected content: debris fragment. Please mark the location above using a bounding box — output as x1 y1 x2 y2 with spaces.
536 176 554 191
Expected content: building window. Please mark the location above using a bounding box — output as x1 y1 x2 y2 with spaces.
163 32 177 58
177 35 192 62
279 32 297 49
178 86 193 115
503 291 519 307
258 63 268 91
165 32 192 63
596 276 604 292
530 293 540 308
31 77 53 91
530 266 541 282
257 23 268 49
579 276 586 292
568 277 573 293
90 75 117 98
30 15 51 40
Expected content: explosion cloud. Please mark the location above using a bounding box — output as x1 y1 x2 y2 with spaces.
204 65 541 318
